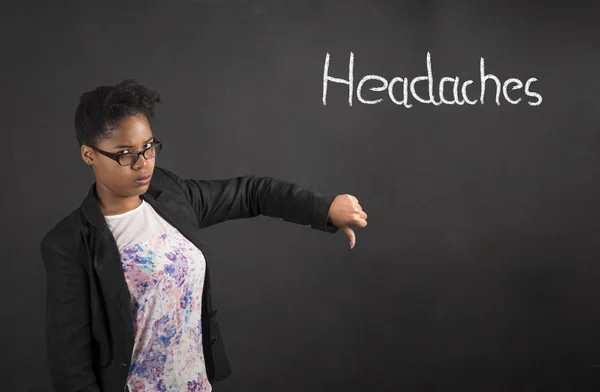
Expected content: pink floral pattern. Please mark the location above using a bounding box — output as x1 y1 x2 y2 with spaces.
120 227 211 392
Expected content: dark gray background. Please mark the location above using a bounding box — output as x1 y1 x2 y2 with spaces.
2 1 599 391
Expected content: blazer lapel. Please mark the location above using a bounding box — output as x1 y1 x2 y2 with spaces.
140 186 214 331
141 184 214 313
141 186 208 253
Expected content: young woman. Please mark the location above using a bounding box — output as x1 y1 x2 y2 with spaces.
40 79 368 392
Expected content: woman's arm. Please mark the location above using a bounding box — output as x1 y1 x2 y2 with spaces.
156 166 340 232
40 234 101 392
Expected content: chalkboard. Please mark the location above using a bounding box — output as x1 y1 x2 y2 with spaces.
1 1 599 391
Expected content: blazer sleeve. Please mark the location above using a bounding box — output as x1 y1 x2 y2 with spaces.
40 233 101 392
156 166 340 232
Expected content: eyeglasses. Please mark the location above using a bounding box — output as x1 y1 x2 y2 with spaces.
90 139 163 166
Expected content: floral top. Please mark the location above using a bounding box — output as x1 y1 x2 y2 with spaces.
105 199 211 392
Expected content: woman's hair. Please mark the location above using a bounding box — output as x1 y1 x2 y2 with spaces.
74 79 161 147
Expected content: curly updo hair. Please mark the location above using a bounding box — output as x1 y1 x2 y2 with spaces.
74 79 161 147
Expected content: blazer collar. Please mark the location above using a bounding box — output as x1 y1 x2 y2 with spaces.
81 181 171 229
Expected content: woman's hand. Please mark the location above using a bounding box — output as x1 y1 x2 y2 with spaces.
327 194 368 249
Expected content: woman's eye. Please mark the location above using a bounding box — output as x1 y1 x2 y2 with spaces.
118 143 152 155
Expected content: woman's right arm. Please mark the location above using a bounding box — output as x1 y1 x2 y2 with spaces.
40 234 101 392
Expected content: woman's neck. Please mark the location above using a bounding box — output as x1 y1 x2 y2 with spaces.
95 183 143 216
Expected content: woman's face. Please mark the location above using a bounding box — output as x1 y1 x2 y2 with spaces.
85 114 156 198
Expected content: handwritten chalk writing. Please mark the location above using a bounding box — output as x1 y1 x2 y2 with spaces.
357 75 388 104
322 52 542 107
323 52 354 106
388 77 411 107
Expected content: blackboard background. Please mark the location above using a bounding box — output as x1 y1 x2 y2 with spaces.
1 1 599 391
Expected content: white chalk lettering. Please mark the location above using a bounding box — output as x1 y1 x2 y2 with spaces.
409 52 441 106
462 80 478 105
323 52 354 106
322 52 542 107
357 75 389 104
502 78 524 104
388 77 411 108
439 77 458 105
453 78 465 105
480 57 502 105
525 78 543 106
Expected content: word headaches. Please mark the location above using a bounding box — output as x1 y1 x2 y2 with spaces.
322 52 542 107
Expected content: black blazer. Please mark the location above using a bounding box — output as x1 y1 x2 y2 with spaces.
40 166 339 392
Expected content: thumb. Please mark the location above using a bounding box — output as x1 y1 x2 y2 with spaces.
342 227 356 249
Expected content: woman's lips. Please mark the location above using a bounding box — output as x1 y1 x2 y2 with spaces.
135 174 151 185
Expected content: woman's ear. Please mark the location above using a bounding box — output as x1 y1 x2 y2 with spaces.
81 145 94 165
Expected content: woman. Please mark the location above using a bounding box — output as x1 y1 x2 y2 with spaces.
40 79 368 392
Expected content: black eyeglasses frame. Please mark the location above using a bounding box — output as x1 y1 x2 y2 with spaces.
89 139 163 166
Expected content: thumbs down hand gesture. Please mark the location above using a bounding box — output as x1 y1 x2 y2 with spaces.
327 194 368 249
